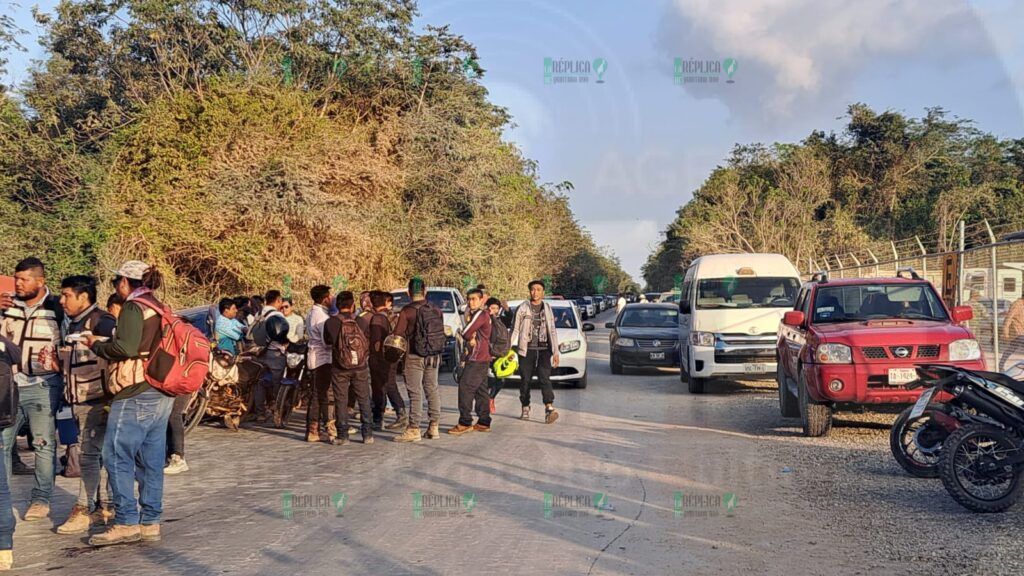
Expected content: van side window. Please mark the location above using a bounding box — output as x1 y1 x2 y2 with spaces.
680 267 695 312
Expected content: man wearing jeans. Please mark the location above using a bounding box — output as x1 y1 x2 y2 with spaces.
510 279 561 424
0 257 64 522
0 334 21 569
393 277 443 442
449 288 492 435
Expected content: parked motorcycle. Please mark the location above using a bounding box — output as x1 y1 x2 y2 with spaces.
903 364 1024 512
273 342 310 429
184 349 264 433
889 368 970 478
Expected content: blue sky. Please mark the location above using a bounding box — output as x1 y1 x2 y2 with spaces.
6 0 1024 283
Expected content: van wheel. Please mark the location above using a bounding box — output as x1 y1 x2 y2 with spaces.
610 355 623 375
777 370 799 418
798 374 832 437
686 374 706 394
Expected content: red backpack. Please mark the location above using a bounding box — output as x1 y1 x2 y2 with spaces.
134 297 211 395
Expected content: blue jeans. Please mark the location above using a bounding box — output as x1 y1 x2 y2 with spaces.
0 428 13 550
103 388 175 526
0 375 61 505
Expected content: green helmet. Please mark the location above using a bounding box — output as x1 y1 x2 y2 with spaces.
492 350 519 378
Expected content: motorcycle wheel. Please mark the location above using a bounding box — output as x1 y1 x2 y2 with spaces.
183 391 209 436
889 404 947 478
939 423 1023 513
274 385 297 428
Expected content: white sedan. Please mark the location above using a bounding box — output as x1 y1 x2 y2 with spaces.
503 299 594 388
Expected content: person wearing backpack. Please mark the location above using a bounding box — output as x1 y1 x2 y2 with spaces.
485 298 511 414
84 261 175 546
42 275 117 534
509 280 561 424
450 288 492 435
391 278 445 442
368 291 402 432
322 292 373 446
0 335 20 570
245 290 290 425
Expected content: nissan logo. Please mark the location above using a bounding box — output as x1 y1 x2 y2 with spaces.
894 347 910 358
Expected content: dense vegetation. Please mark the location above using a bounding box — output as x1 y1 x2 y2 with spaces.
0 0 630 305
643 105 1024 291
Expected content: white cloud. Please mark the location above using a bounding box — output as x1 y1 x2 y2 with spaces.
584 219 663 282
660 0 995 122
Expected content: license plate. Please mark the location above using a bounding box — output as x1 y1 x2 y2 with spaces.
650 352 665 360
909 387 936 419
888 368 917 385
743 363 767 374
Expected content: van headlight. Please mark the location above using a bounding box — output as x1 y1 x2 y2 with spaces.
615 337 636 348
816 343 852 364
559 340 581 353
689 332 715 347
949 339 981 361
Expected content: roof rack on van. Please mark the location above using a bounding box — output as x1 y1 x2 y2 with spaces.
810 271 829 283
895 267 921 280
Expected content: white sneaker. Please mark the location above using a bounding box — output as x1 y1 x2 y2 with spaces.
164 454 190 475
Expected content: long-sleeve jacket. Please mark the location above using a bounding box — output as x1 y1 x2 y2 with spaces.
461 309 492 363
509 300 559 357
91 293 162 399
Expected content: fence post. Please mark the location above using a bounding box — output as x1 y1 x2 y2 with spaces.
891 241 899 276
986 220 999 367
867 248 879 277
915 236 927 277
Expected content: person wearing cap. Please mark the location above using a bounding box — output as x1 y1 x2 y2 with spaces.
0 257 63 524
83 260 175 547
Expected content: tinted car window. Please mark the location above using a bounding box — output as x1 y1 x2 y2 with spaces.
620 307 678 327
812 284 948 323
695 277 799 309
510 306 577 329
426 291 456 313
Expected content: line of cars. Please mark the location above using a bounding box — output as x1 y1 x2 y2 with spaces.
607 253 989 440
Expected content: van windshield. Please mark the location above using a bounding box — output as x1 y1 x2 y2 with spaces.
695 277 800 309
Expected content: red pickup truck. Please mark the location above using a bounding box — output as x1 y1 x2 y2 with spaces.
776 271 985 436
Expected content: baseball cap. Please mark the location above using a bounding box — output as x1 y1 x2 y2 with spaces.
111 260 151 281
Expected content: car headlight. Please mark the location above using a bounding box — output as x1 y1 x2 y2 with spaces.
949 339 981 361
616 337 636 347
816 343 852 364
559 340 581 353
286 353 304 369
444 325 453 337
689 332 715 347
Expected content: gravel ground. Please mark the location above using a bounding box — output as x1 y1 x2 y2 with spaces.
4 309 1021 575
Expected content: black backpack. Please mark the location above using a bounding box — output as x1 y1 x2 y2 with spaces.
0 337 20 429
412 302 446 357
488 315 511 359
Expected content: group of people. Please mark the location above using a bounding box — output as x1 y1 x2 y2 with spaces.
0 258 568 570
232 277 564 446
0 257 186 570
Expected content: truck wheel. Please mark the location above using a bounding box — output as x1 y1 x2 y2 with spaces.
610 355 623 375
686 373 706 394
777 370 799 418
798 374 831 437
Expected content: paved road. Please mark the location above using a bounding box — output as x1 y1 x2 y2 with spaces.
9 308 1024 575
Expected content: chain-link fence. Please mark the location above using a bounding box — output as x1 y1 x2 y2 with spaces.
808 223 1024 372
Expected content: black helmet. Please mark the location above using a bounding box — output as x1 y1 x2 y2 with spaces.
266 315 290 344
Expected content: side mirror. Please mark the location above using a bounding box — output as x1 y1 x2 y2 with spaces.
458 304 467 314
679 302 691 314
951 305 973 323
782 311 805 327
582 323 595 332
604 322 615 329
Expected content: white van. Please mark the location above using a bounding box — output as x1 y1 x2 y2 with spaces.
678 254 801 393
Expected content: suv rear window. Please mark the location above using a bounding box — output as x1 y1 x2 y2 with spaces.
812 283 948 323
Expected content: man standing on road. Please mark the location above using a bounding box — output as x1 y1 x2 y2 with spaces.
248 290 290 425
49 276 117 534
305 285 333 442
510 280 560 424
323 292 373 446
450 288 492 435
0 333 20 570
282 298 305 344
616 293 627 314
0 257 63 523
392 277 444 442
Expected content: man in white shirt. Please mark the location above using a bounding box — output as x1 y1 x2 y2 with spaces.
616 293 627 314
282 298 305 343
304 286 333 442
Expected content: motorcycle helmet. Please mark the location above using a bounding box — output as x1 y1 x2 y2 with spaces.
492 350 519 379
266 315 290 344
383 334 408 363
